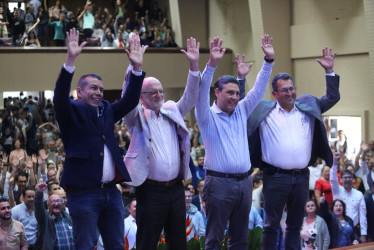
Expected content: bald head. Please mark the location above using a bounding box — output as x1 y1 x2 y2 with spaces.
140 77 165 114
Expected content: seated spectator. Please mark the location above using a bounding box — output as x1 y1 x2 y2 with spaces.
34 182 73 249
11 186 38 247
124 199 137 249
315 165 332 206
0 6 9 38
24 30 41 47
101 27 115 47
0 198 28 249
192 179 204 210
185 187 205 240
320 197 359 248
300 199 330 249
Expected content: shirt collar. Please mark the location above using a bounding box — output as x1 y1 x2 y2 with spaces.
212 101 237 116
275 101 298 114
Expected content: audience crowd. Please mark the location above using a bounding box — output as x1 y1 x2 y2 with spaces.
1 91 374 249
0 0 178 48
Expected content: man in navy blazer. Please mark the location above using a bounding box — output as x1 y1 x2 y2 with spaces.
247 47 340 250
53 29 146 250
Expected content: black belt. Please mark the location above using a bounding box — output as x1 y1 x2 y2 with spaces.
206 169 251 180
144 177 181 188
262 161 308 175
66 180 116 193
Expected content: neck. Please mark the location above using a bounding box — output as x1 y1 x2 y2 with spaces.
345 186 352 192
307 214 316 220
337 215 344 221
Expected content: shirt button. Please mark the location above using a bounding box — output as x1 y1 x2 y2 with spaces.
100 152 104 157
102 135 105 140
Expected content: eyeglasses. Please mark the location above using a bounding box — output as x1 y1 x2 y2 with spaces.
277 86 296 94
49 199 64 205
0 206 11 210
141 90 165 96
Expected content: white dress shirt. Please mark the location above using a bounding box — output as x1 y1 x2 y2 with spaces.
330 164 367 235
124 215 137 249
260 103 314 169
145 107 180 181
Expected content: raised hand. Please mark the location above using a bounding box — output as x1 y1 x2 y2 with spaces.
36 182 47 192
180 37 199 71
125 35 147 72
26 156 33 170
236 54 253 79
261 34 274 60
316 47 336 71
207 37 226 67
39 149 49 161
32 154 38 164
65 28 87 66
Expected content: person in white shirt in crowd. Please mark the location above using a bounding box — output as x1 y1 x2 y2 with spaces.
185 187 205 241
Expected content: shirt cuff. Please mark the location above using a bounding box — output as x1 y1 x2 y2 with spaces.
63 64 75 73
325 72 335 76
131 70 143 76
189 70 200 77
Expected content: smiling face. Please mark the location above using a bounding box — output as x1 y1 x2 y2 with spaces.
77 77 104 107
140 77 165 113
215 83 240 115
48 194 63 216
23 190 35 209
272 79 296 112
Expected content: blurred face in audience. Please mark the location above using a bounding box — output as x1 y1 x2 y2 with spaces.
322 166 330 180
48 194 63 216
128 200 136 219
17 176 27 190
23 190 35 209
187 184 195 196
197 156 204 167
0 202 12 220
185 190 192 210
346 165 355 175
305 201 316 215
140 77 164 113
53 189 67 208
341 172 353 190
332 200 344 217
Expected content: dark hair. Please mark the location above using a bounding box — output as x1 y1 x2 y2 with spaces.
197 179 204 186
0 198 9 203
271 72 293 91
47 181 60 192
22 186 35 197
77 74 103 90
214 75 239 91
341 170 353 179
331 199 347 218
184 186 191 192
15 171 29 182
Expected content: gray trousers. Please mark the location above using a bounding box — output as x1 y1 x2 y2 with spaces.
203 175 252 250
261 170 309 250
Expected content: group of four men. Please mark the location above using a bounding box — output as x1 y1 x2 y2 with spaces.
49 28 340 250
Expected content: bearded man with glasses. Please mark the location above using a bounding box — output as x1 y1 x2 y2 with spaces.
247 47 340 250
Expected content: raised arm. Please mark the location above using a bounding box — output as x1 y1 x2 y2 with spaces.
77 1 90 22
316 47 340 113
195 37 225 125
241 34 274 118
236 54 253 100
329 152 341 200
65 28 87 67
175 37 201 116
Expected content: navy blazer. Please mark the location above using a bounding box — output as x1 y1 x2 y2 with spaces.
247 75 340 168
53 67 145 188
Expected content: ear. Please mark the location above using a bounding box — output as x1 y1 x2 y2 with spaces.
271 90 277 98
214 88 220 98
76 87 82 99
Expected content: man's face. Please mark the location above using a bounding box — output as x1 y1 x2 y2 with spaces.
185 190 192 210
140 78 164 112
47 170 57 180
77 78 104 107
197 156 204 167
341 173 353 190
128 200 136 219
272 79 296 112
215 83 239 115
49 184 61 195
48 141 56 151
23 190 35 209
0 202 12 220
53 190 67 208
48 194 63 215
17 176 27 190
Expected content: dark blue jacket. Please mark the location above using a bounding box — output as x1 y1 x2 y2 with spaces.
53 67 145 188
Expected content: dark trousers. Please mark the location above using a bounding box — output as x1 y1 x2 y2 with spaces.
204 175 252 250
136 180 186 250
67 185 125 250
261 169 309 250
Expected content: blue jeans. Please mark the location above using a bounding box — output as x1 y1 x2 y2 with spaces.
67 185 125 250
261 170 309 250
203 175 252 250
